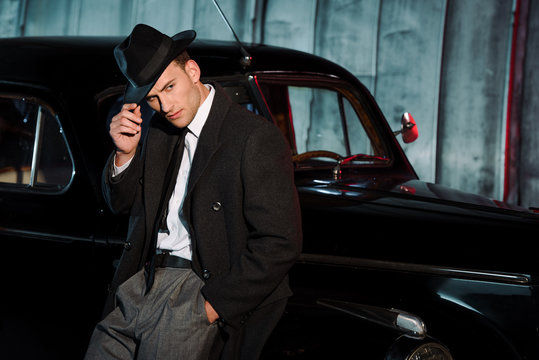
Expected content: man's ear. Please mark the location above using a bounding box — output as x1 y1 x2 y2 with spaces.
185 59 201 83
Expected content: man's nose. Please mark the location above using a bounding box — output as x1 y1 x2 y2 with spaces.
160 97 171 113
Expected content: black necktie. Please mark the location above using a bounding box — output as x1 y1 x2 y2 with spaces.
144 127 187 293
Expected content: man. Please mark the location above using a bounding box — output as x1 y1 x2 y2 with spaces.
85 24 302 359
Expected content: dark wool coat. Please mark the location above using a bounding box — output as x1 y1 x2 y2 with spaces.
101 83 302 352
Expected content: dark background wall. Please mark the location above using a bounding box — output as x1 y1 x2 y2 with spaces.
1 0 537 208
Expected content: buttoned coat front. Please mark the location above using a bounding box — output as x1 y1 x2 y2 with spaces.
101 84 302 349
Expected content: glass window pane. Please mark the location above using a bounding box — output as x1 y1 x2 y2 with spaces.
289 86 348 155
344 99 372 155
288 86 374 157
0 98 36 184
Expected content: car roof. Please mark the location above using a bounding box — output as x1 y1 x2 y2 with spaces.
0 36 363 94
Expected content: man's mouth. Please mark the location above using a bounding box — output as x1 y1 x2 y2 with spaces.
167 109 182 120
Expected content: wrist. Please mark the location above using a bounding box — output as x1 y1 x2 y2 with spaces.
114 149 135 167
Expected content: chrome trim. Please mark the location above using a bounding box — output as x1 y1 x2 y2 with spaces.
55 113 76 194
29 105 43 187
317 298 426 339
252 70 341 80
299 253 531 285
396 312 426 338
0 227 125 245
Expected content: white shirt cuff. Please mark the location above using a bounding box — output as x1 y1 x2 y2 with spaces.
112 154 133 177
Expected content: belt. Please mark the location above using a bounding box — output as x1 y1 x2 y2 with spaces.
154 253 191 269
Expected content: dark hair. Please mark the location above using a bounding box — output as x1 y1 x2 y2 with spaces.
173 51 191 69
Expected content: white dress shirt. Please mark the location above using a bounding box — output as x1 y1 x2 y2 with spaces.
113 84 215 260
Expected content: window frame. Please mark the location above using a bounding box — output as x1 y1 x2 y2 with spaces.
0 93 75 194
249 72 391 168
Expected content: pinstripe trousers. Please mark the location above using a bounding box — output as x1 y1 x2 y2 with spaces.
84 267 219 360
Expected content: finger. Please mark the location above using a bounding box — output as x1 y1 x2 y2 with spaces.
111 118 141 134
109 118 139 137
112 109 142 126
121 102 138 111
123 103 142 117
133 105 142 118
120 103 143 122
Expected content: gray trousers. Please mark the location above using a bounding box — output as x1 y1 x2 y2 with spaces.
85 268 219 360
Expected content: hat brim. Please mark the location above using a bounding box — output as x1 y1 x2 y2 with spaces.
123 30 196 104
124 80 155 105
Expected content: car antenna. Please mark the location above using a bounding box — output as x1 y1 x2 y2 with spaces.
212 0 252 68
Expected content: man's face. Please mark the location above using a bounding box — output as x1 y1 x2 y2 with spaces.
145 60 202 128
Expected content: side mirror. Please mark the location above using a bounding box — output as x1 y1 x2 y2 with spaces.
393 112 418 143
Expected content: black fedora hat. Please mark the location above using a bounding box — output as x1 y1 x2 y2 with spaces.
114 24 196 104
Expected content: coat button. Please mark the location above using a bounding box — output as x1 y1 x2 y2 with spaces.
211 202 222 211
124 241 132 250
203 269 211 280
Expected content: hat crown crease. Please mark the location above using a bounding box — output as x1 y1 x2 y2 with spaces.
130 37 172 87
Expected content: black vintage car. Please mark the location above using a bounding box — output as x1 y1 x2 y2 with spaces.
0 35 538 360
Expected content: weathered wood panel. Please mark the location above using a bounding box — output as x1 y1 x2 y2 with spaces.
375 0 446 182
520 0 539 208
437 0 512 199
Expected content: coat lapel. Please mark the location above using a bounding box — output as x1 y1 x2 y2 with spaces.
183 85 230 268
185 86 229 197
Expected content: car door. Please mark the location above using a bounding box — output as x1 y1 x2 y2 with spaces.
0 87 120 359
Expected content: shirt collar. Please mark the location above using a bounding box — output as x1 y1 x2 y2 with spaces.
187 84 214 138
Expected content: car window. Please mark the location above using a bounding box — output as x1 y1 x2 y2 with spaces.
253 75 388 166
0 95 74 193
288 86 372 155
